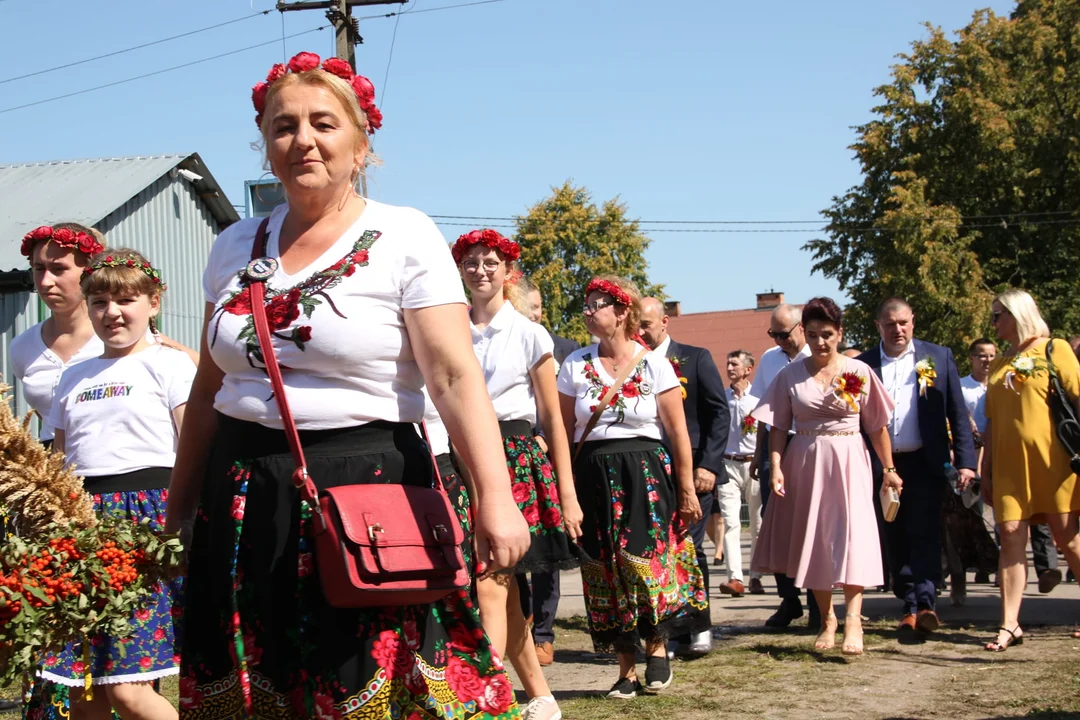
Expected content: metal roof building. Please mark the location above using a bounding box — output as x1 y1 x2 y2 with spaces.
0 153 239 422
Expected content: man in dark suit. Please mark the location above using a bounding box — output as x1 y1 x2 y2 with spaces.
858 297 977 632
517 280 580 665
641 297 729 654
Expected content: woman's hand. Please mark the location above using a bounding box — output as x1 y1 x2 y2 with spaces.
561 497 584 540
770 466 785 498
472 497 531 576
678 489 702 526
883 470 903 495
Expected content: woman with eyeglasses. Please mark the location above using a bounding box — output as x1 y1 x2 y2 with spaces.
557 275 705 700
453 228 581 720
982 289 1080 651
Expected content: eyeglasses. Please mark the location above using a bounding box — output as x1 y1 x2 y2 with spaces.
767 323 800 341
583 298 616 315
461 259 502 273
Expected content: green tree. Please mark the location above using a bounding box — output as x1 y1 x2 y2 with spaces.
514 181 663 344
805 0 1080 360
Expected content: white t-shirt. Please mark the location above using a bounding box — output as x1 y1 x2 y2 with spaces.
471 302 554 426
204 200 467 430
960 375 988 433
557 345 680 442
10 323 105 442
423 390 451 457
48 345 196 477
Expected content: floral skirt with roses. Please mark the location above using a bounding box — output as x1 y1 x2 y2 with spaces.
178 415 517 720
498 421 580 575
573 438 707 654
38 468 182 687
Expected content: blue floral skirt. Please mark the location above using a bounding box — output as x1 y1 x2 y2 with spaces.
39 468 181 687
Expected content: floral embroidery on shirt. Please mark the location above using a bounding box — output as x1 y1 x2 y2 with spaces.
210 229 381 367
581 353 652 424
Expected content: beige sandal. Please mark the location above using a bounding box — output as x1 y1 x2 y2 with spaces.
842 618 864 656
814 614 838 650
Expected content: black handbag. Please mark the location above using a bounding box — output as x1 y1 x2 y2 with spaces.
1044 340 1080 474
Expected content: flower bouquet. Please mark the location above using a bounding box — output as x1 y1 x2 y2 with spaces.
0 386 183 690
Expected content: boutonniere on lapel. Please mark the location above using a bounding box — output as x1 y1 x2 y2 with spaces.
915 358 937 397
833 372 867 412
668 356 689 400
1004 355 1047 393
740 415 757 435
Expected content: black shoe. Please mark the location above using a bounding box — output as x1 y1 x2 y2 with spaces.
1068 569 1076 583
765 599 804 628
644 656 673 692
606 677 643 700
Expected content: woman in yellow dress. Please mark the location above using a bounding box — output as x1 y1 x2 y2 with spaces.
983 289 1080 651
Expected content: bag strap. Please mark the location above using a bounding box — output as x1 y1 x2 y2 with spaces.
572 345 650 462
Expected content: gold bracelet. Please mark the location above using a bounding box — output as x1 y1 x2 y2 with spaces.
883 466 897 473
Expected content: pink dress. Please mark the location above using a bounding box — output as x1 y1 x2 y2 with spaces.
750 357 894 589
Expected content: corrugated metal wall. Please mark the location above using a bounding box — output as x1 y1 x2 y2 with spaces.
98 172 219 350
0 291 42 429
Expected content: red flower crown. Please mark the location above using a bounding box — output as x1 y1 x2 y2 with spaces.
252 51 383 134
20 226 104 262
586 278 632 307
82 254 167 291
451 229 521 264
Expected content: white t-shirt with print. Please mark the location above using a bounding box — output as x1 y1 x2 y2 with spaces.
557 344 680 442
204 200 467 430
10 323 105 442
48 345 196 477
471 302 554 426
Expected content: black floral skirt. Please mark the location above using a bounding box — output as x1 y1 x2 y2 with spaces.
499 420 578 575
178 414 518 720
436 453 474 575
573 437 707 654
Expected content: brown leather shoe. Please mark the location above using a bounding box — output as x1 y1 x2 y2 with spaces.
916 609 940 633
897 614 917 632
719 579 746 597
749 577 766 595
535 641 554 666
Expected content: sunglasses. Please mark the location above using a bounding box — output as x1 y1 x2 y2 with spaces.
767 324 800 341
583 298 617 315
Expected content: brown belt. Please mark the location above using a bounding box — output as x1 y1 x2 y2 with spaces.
724 453 754 462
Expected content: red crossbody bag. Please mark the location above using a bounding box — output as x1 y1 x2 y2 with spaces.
247 218 469 607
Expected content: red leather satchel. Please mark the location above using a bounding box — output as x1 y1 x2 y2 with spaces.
247 218 469 607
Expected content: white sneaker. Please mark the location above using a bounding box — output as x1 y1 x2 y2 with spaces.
522 695 563 720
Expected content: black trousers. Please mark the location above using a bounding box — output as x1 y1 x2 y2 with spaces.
516 571 561 644
1031 523 1059 575
880 451 943 614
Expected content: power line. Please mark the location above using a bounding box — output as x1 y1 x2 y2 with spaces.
0 26 329 115
0 11 274 85
429 209 1080 225
356 0 505 20
431 217 1080 233
381 1 406 106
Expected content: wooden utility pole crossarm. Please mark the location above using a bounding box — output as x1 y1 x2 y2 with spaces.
277 0 406 72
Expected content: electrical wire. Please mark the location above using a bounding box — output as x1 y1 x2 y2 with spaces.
0 26 329 115
431 217 1080 233
429 210 1080 225
381 1 406 107
0 11 274 85
357 0 506 20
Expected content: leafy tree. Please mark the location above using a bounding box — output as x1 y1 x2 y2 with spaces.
514 181 663 344
805 0 1080 361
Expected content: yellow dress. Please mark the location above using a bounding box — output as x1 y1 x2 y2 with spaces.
985 338 1080 522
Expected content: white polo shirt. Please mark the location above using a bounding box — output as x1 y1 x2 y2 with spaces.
960 375 988 434
725 383 758 456
471 301 554 425
880 341 922 453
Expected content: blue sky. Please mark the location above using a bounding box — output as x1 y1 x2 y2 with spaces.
0 0 1013 313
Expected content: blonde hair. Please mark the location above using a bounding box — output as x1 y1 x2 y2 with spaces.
81 248 165 333
996 289 1050 343
257 70 380 182
592 274 643 338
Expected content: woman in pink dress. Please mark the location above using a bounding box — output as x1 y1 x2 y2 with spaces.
751 297 901 655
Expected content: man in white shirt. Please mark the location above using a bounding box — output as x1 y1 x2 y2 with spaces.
960 338 995 438
717 350 763 597
749 304 818 629
858 298 976 634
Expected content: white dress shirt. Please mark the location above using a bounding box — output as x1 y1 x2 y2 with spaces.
754 344 812 398
880 341 922 453
725 383 758 456
653 334 673 359
960 375 988 434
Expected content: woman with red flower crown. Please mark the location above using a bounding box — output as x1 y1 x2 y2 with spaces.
750 297 900 656
452 228 582 720
165 53 529 720
555 275 705 700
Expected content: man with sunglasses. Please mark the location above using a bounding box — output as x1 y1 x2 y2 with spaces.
640 297 729 656
750 304 820 629
859 297 976 635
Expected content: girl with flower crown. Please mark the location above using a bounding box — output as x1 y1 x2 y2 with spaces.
556 275 705 699
167 53 529 720
452 229 582 720
40 248 195 720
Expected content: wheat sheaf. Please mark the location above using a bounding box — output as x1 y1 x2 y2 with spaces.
0 384 94 533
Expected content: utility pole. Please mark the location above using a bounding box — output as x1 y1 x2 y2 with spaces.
277 0 406 195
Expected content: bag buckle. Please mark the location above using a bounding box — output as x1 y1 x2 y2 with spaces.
432 523 448 542
368 523 385 543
